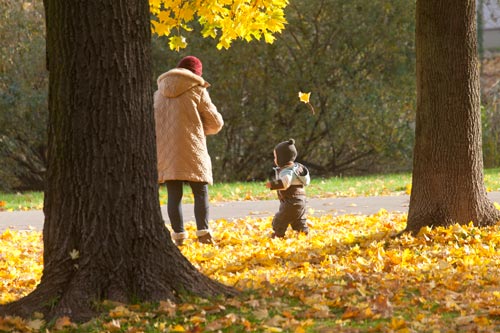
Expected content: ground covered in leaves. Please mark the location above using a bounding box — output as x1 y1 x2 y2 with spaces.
1 209 500 332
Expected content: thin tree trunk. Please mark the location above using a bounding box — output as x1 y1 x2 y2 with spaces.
405 0 500 234
0 0 236 322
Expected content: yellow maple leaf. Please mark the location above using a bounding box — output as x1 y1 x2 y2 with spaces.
169 35 188 51
298 92 315 114
151 20 171 36
298 91 310 103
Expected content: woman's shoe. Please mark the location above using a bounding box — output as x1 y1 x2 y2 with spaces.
172 231 188 246
197 233 214 244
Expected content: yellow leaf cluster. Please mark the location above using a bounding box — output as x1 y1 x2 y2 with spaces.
175 212 500 331
149 0 288 50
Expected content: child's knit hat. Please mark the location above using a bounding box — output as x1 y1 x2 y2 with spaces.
177 56 203 76
275 139 297 167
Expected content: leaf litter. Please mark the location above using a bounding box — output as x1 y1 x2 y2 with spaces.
1 209 500 332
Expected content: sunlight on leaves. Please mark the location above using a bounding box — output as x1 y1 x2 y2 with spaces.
149 0 288 50
2 209 500 331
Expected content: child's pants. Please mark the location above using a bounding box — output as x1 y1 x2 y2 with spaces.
272 187 308 237
166 180 209 233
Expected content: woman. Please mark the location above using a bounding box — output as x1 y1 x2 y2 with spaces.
154 56 224 245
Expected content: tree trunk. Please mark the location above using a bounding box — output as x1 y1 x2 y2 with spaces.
405 0 500 234
0 0 235 321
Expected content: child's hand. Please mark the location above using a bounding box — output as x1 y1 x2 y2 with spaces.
265 182 271 188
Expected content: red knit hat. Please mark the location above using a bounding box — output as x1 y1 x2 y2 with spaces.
177 56 203 76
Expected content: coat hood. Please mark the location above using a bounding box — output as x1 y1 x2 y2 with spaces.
156 68 210 98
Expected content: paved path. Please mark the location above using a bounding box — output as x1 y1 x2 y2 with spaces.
2 193 500 231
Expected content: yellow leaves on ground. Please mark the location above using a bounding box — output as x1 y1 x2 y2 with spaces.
149 0 288 50
0 230 43 304
2 210 500 331
0 202 43 212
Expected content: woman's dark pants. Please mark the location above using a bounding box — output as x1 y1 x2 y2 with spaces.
166 180 209 233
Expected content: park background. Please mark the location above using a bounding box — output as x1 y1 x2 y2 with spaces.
1 0 499 193
1 1 500 332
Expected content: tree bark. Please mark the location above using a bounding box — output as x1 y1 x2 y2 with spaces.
405 0 500 234
0 0 236 321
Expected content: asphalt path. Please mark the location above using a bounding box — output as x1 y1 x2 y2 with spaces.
2 192 500 231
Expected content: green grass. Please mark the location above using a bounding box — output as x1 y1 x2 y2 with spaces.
0 191 44 211
2 168 500 211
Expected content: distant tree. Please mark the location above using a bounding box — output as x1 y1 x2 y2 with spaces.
405 0 500 233
0 0 47 191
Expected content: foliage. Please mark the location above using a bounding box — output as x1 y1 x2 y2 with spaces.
268 0 417 176
481 56 500 167
149 0 288 50
0 0 47 192
2 209 500 331
164 0 417 181
0 0 418 190
2 0 498 191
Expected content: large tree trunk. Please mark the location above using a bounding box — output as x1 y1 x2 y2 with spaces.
405 0 500 234
0 0 235 321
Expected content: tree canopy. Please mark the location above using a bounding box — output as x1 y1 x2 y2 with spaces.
149 0 288 50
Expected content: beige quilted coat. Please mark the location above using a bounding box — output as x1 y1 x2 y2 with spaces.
154 68 224 184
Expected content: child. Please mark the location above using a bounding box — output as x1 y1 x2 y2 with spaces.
265 139 310 238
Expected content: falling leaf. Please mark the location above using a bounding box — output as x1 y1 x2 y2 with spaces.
298 91 315 114
298 91 310 103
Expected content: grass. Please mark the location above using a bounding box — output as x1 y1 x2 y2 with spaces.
2 168 500 211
